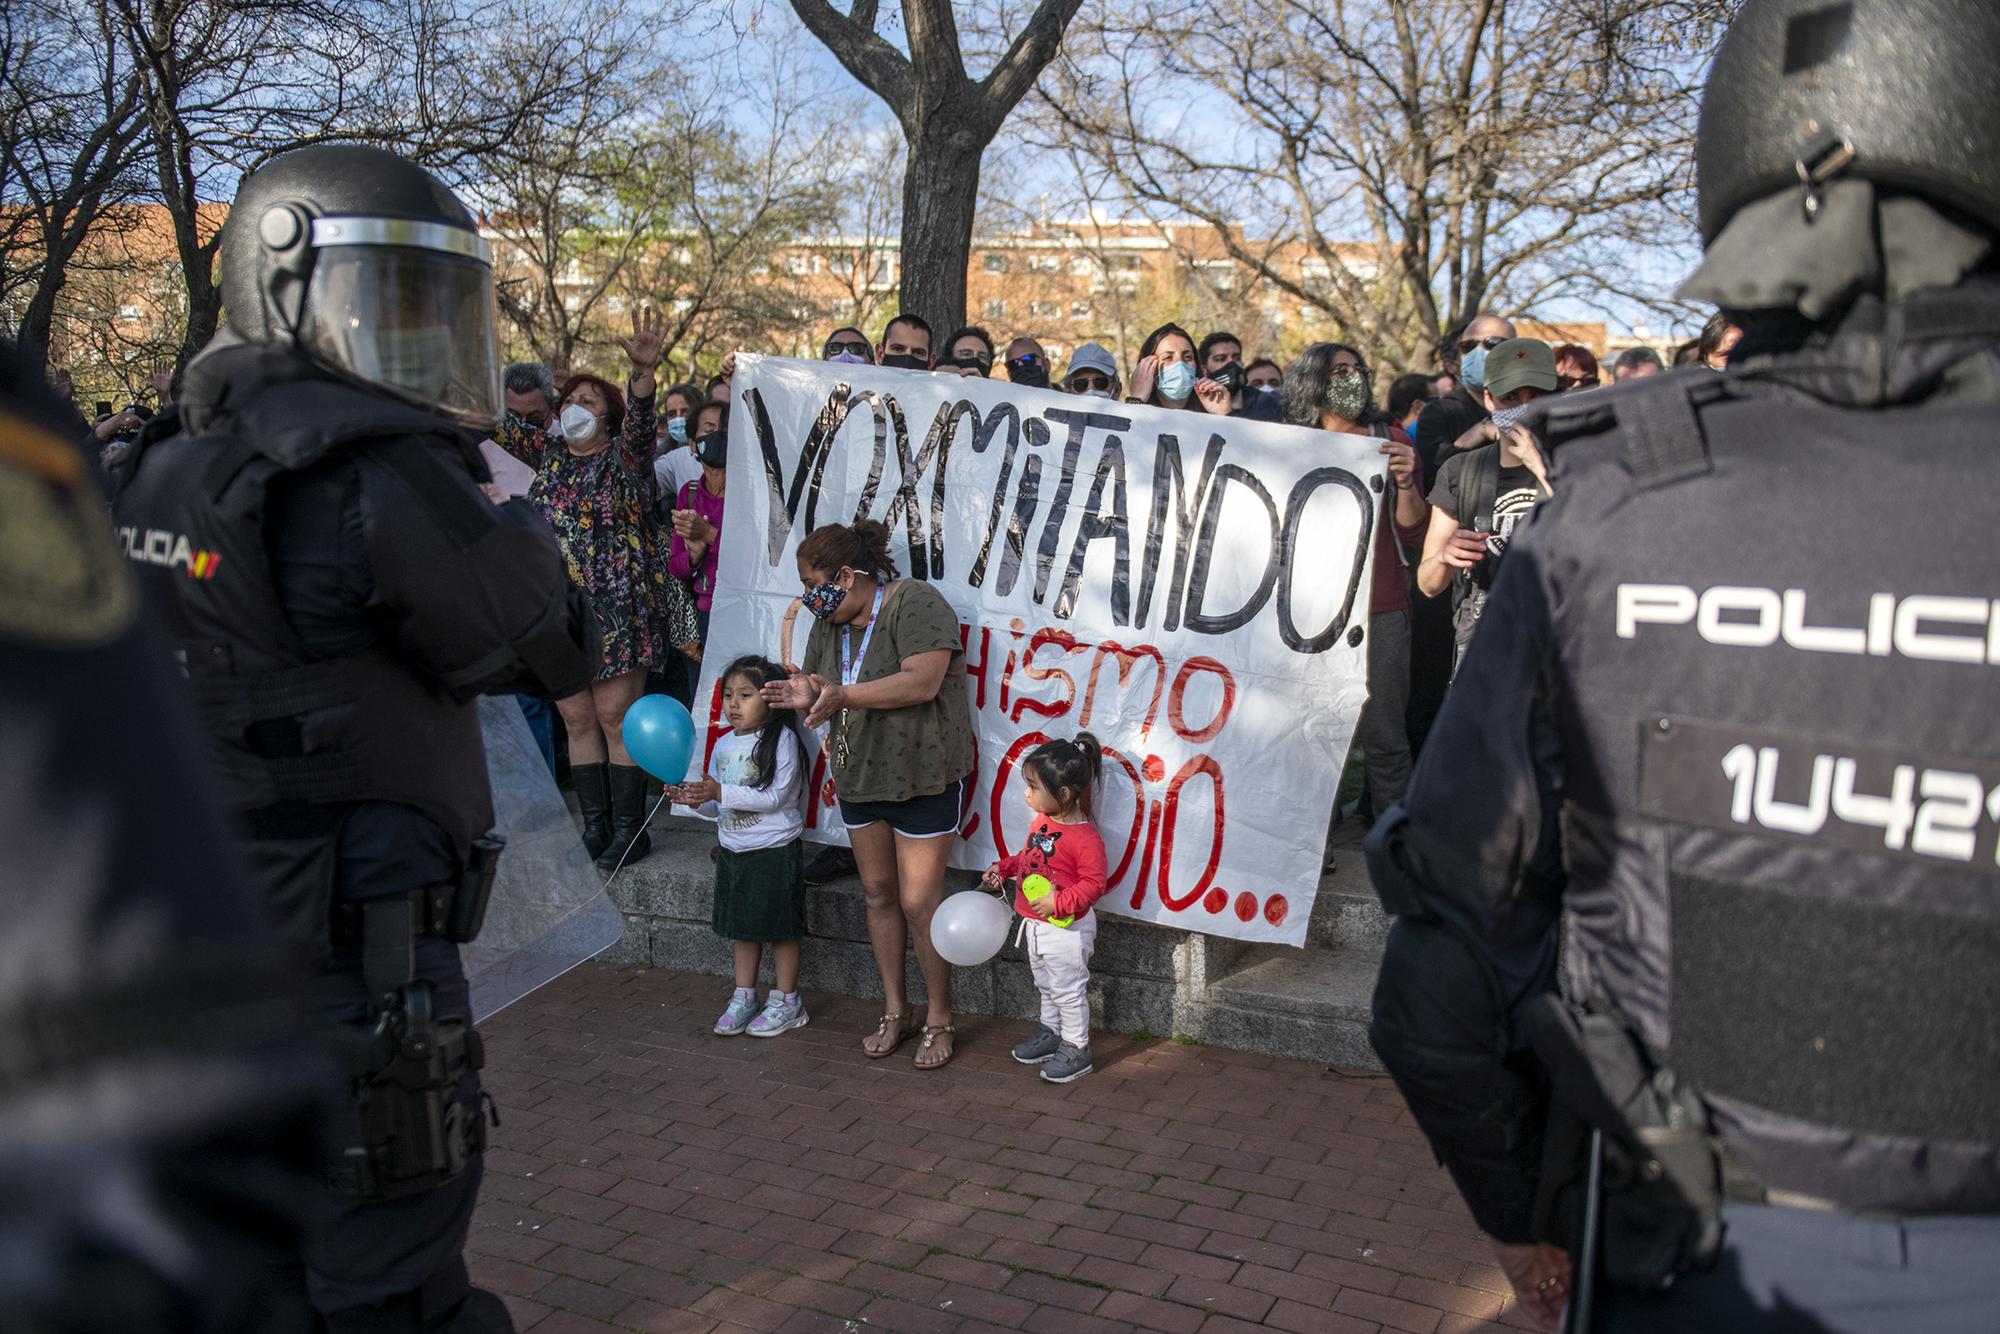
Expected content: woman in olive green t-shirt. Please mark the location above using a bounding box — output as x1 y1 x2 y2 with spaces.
763 521 976 1069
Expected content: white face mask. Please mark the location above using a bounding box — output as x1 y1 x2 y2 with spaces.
1079 388 1113 399
559 402 600 443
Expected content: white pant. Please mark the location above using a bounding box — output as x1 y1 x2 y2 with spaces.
1025 909 1097 1047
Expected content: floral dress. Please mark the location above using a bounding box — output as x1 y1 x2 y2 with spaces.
498 392 698 681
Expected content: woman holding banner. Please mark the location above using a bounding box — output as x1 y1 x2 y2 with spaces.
763 520 976 1069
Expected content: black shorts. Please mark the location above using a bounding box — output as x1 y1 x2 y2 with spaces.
838 775 968 840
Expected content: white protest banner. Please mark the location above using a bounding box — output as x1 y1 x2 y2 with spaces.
695 355 1385 946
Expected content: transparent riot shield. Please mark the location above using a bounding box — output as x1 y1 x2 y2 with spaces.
464 695 626 1021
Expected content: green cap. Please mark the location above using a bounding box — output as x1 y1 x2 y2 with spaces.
1484 338 1558 399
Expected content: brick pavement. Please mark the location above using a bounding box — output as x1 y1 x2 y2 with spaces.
470 965 1539 1334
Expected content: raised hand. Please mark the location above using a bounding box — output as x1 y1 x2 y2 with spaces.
614 306 667 370
1193 377 1231 415
151 358 175 405
1130 354 1158 403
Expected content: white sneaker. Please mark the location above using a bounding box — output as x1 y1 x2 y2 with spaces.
715 989 759 1036
748 992 810 1038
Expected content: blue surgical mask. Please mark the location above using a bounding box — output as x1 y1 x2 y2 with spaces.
1156 361 1196 401
1461 346 1489 392
665 416 687 445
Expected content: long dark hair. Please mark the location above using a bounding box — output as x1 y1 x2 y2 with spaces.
1281 341 1380 429
1024 731 1103 817
721 655 801 791
1137 322 1199 407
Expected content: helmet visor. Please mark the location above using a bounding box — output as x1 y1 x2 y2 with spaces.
298 245 501 429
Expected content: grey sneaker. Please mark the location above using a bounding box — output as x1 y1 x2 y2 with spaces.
747 991 809 1038
714 989 759 1036
1012 1026 1061 1065
1040 1042 1094 1084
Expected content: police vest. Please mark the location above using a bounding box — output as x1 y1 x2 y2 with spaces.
1525 287 2000 1215
111 414 494 863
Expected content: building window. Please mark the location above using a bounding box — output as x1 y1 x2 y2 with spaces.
1069 300 1092 318
984 300 1006 321
1030 301 1058 319
1030 254 1061 274
1071 257 1094 277
786 254 809 276
983 253 1008 273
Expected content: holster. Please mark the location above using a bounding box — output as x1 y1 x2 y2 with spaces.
1522 994 1727 1289
323 840 506 1201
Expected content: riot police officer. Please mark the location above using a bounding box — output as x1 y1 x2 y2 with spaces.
0 339 327 1332
1366 1 2000 1329
112 145 597 1332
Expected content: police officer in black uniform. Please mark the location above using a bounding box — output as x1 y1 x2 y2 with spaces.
1365 2 2000 1329
111 145 597 1332
0 339 327 1333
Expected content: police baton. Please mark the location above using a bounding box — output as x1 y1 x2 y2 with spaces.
1560 1128 1605 1334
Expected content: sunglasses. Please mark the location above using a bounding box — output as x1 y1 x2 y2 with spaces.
1557 373 1601 390
823 339 870 359
1068 373 1111 392
1457 335 1508 355
953 352 993 373
1007 354 1046 369
1328 363 1371 380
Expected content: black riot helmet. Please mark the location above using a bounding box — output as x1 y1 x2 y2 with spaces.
1696 0 2000 246
218 144 502 428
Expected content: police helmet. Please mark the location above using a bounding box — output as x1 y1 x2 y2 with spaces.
219 145 502 428
1697 0 2000 245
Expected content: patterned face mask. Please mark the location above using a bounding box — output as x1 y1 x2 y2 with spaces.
802 579 846 620
1325 372 1370 421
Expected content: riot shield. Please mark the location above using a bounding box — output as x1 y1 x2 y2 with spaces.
464 695 626 1021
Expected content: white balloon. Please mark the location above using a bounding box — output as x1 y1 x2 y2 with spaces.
930 890 1012 967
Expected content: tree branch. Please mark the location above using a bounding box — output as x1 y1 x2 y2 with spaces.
786 0 914 120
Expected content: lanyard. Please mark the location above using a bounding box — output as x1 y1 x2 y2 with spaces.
840 583 886 687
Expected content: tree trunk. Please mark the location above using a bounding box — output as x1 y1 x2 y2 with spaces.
897 119 988 338
13 222 90 375
177 251 220 370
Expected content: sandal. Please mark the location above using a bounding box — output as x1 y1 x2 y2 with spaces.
914 1023 955 1071
863 1012 915 1059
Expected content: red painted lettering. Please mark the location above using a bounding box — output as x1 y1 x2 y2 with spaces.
1080 640 1167 738
1010 627 1084 722
959 624 992 710
1096 745 1147 889
988 731 1051 862
1167 656 1237 743
1157 756 1224 911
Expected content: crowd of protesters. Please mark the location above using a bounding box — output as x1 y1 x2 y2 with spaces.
51 303 1738 1071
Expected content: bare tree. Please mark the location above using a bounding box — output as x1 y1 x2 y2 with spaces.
0 0 150 373
1040 0 1730 370
785 0 1084 335
816 128 906 347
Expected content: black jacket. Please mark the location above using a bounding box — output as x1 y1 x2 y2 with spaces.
1367 282 2000 1241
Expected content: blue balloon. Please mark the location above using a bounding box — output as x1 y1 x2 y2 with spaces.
621 693 696 785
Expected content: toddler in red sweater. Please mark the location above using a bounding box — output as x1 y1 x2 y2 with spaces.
982 733 1109 1083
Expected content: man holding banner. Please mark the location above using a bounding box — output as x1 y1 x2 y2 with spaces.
708 348 1388 974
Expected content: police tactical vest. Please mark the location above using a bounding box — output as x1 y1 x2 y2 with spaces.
1524 288 2000 1215
111 385 494 873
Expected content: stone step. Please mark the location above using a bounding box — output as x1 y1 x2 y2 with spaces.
1200 942 1384 1071
585 811 1387 1068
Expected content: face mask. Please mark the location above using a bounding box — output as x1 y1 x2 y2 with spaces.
664 416 687 445
1010 363 1050 389
559 402 600 443
1251 383 1280 397
695 430 728 469
1460 345 1489 391
951 353 992 377
881 353 928 370
1079 388 1113 399
828 350 867 365
1325 374 1370 422
802 579 845 620
1156 361 1196 401
1212 362 1245 394
1491 404 1531 435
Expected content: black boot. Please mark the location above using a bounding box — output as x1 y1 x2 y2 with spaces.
572 761 612 860
597 763 653 871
